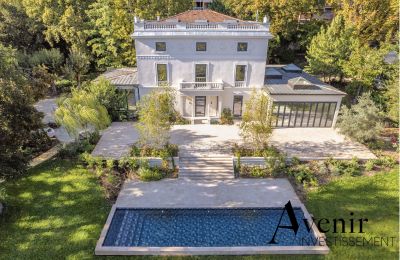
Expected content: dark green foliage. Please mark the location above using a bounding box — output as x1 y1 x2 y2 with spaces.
28 48 64 73
0 67 42 178
0 1 45 52
220 108 234 125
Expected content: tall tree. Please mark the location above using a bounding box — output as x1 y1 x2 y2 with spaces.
21 0 94 50
0 0 45 52
342 41 387 94
86 0 136 68
305 14 353 81
328 0 399 44
64 48 90 87
0 44 43 178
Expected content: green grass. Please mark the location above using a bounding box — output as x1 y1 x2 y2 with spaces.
0 159 111 259
306 166 399 259
0 159 398 259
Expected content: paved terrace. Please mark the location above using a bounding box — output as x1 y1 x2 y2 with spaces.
116 178 302 208
91 123 376 160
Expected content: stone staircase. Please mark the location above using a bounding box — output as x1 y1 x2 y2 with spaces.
179 156 234 180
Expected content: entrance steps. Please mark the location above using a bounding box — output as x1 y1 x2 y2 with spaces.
179 157 234 180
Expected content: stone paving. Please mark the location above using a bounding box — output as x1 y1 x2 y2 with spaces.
91 123 376 160
116 178 302 208
269 128 376 160
34 98 74 144
91 122 139 159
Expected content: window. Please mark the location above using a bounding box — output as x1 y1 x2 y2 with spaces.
235 65 246 82
233 96 243 117
196 42 207 51
273 102 337 127
156 64 168 84
155 42 166 51
195 64 207 82
237 42 248 52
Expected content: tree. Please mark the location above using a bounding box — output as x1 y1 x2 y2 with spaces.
0 44 43 178
383 70 399 124
55 88 111 139
328 0 399 44
240 89 274 150
305 14 353 81
336 92 383 143
28 48 64 94
86 0 136 68
136 87 176 149
0 81 43 178
21 0 93 50
0 0 45 52
64 48 90 87
342 41 386 95
84 78 126 121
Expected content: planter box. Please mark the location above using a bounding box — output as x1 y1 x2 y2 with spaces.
138 157 179 169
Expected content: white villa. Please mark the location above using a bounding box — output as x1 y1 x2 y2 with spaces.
127 9 346 127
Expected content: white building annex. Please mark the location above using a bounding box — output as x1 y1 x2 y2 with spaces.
131 9 346 127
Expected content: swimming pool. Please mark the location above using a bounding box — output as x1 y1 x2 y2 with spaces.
102 207 318 247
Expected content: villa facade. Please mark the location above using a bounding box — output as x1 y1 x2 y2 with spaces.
132 9 346 127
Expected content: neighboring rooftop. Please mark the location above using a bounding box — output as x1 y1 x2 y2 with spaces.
265 65 346 95
96 68 137 89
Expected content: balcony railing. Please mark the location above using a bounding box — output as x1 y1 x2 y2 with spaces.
234 81 246 88
136 22 269 31
180 81 224 90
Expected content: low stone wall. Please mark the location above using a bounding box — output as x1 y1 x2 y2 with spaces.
233 157 265 167
143 157 179 169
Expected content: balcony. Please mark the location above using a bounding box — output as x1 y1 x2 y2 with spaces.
234 81 246 88
180 81 224 91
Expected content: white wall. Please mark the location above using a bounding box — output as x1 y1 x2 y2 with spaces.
135 37 269 88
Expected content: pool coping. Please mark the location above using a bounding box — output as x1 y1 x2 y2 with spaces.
95 204 329 256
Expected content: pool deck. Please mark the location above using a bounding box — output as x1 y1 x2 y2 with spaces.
96 178 329 255
115 178 303 208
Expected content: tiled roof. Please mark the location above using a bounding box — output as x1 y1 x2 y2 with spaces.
96 68 138 88
265 65 346 96
162 9 243 23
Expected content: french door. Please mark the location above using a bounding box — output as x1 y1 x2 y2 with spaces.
195 96 206 117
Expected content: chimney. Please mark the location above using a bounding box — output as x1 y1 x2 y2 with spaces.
256 10 259 22
263 16 268 24
157 15 160 21
134 16 138 23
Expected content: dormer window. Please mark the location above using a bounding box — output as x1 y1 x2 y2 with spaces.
288 77 320 90
156 42 166 51
196 42 207 51
237 42 248 52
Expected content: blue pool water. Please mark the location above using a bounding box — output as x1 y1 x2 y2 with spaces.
103 208 317 247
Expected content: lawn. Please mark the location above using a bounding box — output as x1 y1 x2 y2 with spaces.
0 159 111 259
0 159 398 259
